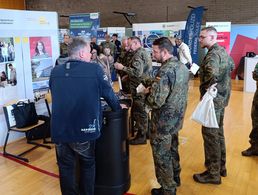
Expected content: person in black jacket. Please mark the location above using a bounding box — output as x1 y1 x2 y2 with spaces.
49 37 125 195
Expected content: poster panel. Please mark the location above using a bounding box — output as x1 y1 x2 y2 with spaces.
29 36 53 92
70 12 100 40
0 9 59 145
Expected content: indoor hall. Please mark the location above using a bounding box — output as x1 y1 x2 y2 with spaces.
0 1 258 195
0 79 257 195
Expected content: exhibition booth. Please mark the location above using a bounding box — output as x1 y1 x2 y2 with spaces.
0 7 258 195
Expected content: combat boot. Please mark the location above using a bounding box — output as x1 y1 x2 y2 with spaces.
174 176 181 187
151 187 176 195
206 162 227 177
193 171 221 184
129 134 147 145
151 187 163 195
242 147 258 156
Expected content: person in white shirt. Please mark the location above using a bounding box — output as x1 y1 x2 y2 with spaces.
175 38 192 69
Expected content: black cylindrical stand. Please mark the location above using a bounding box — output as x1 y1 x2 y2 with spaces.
95 109 131 195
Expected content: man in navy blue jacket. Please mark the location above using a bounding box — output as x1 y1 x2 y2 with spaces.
49 37 123 195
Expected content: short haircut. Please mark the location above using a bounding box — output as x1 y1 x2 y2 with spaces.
201 26 217 33
121 36 128 41
112 34 118 37
68 37 89 57
8 63 13 67
152 37 174 55
130 36 141 44
201 26 218 39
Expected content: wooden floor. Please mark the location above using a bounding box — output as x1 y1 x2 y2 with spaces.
0 79 257 195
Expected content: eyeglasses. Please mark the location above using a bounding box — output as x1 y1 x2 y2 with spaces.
199 36 207 39
199 35 212 40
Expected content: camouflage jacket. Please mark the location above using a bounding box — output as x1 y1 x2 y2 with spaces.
117 48 134 77
146 57 189 133
199 43 235 108
123 47 152 94
60 43 68 57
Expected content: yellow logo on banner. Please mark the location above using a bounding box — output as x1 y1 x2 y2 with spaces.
22 37 28 43
14 37 20 44
39 16 49 25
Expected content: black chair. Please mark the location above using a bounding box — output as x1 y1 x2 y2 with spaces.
3 101 51 162
42 93 53 144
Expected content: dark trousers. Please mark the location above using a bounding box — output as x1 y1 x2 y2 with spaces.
56 141 95 195
202 108 226 175
249 90 258 148
131 95 148 136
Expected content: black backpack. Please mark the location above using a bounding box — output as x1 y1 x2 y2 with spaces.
25 115 51 141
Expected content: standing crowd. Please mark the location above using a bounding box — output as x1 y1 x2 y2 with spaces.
50 26 258 195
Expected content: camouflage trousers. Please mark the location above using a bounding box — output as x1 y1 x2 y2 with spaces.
249 90 258 148
131 95 148 136
202 107 226 176
150 132 180 191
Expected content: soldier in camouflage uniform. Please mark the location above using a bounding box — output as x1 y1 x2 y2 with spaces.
60 34 71 57
114 36 152 145
100 34 117 58
144 37 189 195
242 62 258 156
116 37 134 94
193 26 235 185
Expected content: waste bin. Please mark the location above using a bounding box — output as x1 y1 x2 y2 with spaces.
95 109 131 195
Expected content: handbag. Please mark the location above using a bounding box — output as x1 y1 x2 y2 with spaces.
191 84 219 128
12 100 39 128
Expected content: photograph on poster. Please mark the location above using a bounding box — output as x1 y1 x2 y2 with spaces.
29 37 52 59
31 58 53 81
0 37 15 62
32 79 50 92
29 37 53 92
0 62 17 87
0 62 18 111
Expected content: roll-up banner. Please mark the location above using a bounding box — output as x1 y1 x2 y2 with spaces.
183 6 204 64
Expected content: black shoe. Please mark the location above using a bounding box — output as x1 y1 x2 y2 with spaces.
220 167 227 177
151 187 176 195
129 136 147 145
242 147 258 156
174 176 181 187
193 171 221 184
151 187 163 195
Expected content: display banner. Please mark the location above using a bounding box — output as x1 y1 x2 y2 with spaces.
133 21 186 53
70 13 100 40
97 28 107 44
97 27 125 45
206 22 231 53
183 6 204 64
